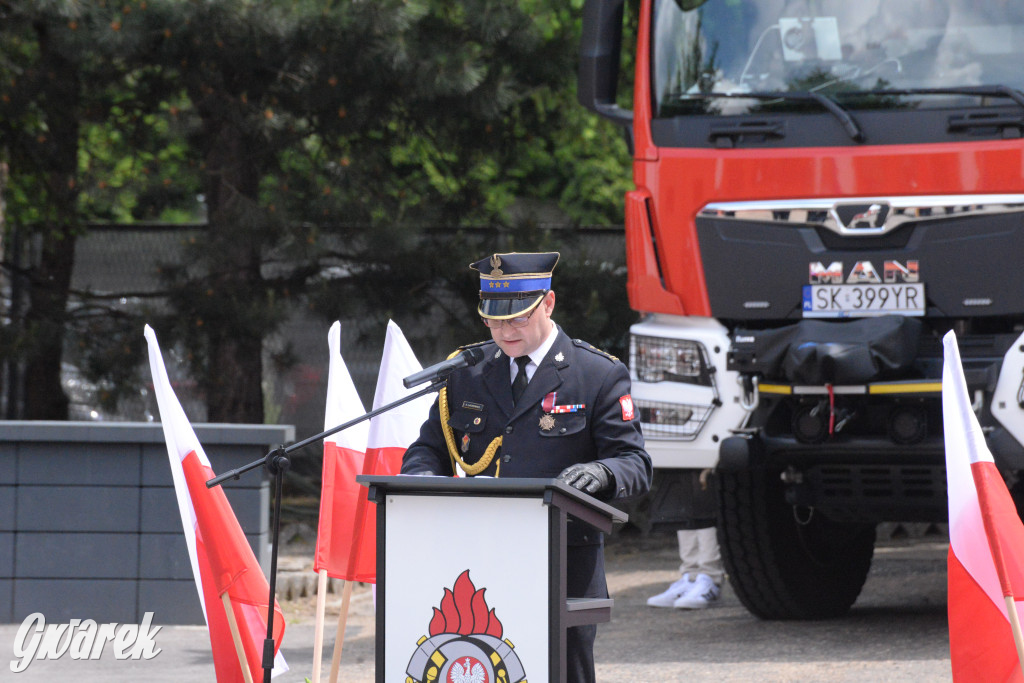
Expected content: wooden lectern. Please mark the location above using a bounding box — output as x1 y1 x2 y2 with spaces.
357 475 627 683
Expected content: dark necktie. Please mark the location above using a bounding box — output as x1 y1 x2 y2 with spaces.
512 356 531 406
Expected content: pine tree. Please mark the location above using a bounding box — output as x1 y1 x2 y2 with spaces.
0 0 629 424
144 0 587 422
0 1 163 418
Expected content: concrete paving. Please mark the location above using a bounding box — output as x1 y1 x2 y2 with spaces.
1 532 952 682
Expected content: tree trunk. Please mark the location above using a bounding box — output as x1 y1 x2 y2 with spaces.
200 118 265 424
21 21 80 420
22 228 75 419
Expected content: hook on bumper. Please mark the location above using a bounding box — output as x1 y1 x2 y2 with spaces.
739 374 760 412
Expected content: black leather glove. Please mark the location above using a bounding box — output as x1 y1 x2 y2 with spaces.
557 462 612 495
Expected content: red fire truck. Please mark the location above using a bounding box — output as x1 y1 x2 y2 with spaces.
580 0 1024 618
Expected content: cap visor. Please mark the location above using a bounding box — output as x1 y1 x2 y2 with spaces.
478 294 543 319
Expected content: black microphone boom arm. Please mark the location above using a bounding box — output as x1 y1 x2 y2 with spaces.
402 346 487 389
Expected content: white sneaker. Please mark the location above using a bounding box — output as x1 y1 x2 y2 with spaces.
646 573 694 608
673 573 720 609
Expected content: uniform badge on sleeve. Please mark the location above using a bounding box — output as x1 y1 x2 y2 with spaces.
619 394 635 421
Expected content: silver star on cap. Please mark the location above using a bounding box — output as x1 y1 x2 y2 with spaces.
555 352 565 362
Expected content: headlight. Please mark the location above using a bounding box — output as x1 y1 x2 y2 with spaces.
635 399 712 440
630 335 712 385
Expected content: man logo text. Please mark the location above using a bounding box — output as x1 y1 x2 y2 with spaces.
809 260 919 285
10 612 162 673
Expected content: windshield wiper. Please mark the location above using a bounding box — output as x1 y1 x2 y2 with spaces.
681 91 865 143
856 85 1024 109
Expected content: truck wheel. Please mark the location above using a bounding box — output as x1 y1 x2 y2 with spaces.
717 467 875 619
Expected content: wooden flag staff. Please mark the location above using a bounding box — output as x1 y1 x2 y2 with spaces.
311 570 330 682
1004 595 1024 677
328 580 355 683
310 572 356 683
221 592 255 683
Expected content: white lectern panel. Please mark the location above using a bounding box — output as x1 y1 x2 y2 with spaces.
384 493 550 683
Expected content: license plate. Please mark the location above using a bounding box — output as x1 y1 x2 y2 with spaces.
802 283 925 318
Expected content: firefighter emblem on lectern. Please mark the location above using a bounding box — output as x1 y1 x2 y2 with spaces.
405 569 527 683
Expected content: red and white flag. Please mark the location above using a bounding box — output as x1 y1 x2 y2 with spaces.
313 322 376 582
366 320 436 476
944 330 1024 682
145 325 287 681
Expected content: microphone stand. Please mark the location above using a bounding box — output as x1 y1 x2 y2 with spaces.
206 378 446 683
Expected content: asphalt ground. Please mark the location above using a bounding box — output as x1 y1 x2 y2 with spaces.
1 530 952 682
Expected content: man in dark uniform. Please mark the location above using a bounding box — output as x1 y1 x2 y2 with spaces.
401 251 652 683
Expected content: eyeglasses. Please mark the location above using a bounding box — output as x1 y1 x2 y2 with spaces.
481 308 536 329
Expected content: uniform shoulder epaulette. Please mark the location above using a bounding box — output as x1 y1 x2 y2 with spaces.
448 339 494 360
440 337 491 360
458 339 493 351
572 338 619 363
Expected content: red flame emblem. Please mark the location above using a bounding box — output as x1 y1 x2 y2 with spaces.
428 570 503 638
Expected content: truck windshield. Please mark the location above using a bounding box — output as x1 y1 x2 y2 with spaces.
654 0 1024 117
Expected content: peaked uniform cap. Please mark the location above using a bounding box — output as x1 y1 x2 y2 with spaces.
469 251 560 319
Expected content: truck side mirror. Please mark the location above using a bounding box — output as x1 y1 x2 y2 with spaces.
578 0 634 129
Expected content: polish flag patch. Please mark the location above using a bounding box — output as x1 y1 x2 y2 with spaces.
619 394 634 421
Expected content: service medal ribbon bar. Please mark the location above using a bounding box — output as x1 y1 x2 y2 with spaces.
542 392 585 414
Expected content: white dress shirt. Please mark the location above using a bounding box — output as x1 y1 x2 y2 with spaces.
509 321 559 385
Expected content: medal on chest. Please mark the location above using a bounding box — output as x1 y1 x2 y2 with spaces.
540 392 585 431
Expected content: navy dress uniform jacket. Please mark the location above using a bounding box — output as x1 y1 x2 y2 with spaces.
401 326 652 529
401 326 653 682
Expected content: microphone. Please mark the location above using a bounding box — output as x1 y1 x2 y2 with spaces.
402 346 487 389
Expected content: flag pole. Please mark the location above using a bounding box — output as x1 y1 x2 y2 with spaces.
1004 595 1024 676
328 581 354 683
221 592 255 683
311 569 330 682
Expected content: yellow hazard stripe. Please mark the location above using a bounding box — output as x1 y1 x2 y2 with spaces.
757 381 941 395
868 382 942 395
